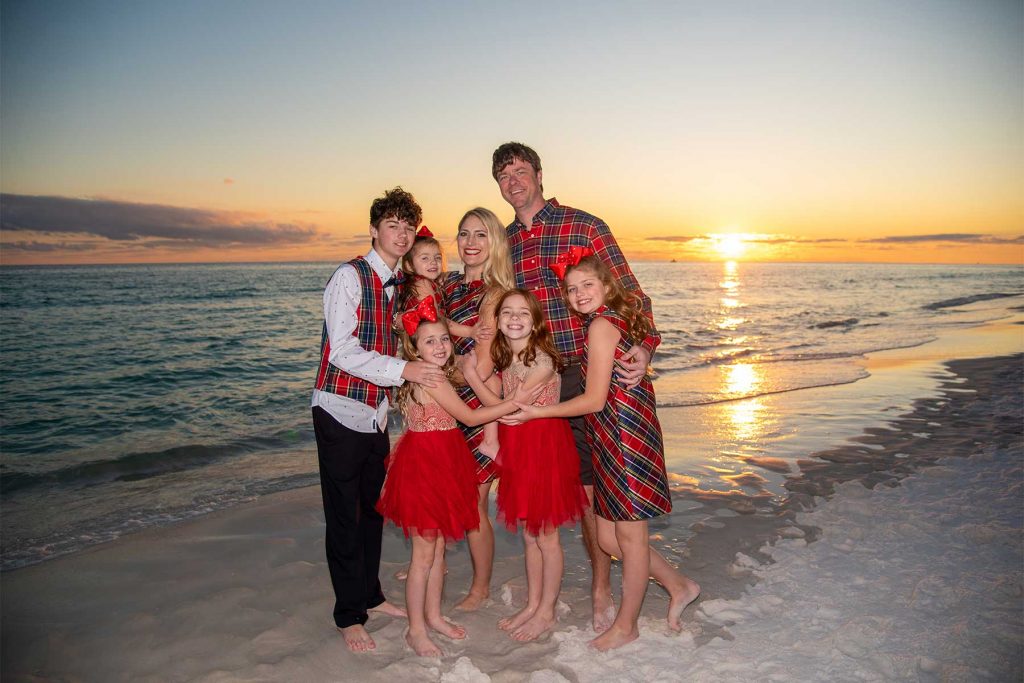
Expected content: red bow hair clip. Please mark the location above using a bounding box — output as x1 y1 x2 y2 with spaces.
416 225 434 238
549 246 594 279
402 295 439 335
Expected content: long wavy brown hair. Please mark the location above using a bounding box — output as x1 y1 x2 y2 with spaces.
394 319 465 411
490 289 564 373
562 255 651 346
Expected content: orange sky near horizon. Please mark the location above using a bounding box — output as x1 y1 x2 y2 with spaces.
1 2 1021 267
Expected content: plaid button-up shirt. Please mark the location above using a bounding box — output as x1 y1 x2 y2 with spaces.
507 198 660 360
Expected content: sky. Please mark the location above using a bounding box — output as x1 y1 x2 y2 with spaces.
1 0 1022 265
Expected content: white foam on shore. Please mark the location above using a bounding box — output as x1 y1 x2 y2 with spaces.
540 441 1022 681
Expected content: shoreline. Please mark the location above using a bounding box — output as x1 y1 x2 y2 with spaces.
3 345 1021 680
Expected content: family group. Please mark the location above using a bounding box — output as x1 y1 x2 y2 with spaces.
311 142 700 657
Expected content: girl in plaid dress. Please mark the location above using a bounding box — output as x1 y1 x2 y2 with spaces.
376 298 538 657
508 254 700 651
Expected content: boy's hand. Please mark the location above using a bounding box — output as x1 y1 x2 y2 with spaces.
402 360 445 388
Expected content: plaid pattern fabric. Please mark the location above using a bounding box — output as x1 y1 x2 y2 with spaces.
315 257 398 408
582 307 671 521
439 271 499 482
506 199 660 360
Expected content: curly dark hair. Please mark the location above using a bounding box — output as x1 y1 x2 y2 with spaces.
490 288 564 373
369 186 422 228
491 142 543 191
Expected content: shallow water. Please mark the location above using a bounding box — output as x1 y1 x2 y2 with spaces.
1 261 1021 568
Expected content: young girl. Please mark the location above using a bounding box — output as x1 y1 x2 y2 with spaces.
508 254 701 652
398 226 491 343
376 297 538 657
462 289 588 642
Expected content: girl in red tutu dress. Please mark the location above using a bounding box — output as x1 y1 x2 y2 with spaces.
462 289 588 642
509 254 700 652
376 297 535 657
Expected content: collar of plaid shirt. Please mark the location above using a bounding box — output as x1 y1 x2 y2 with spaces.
511 198 561 233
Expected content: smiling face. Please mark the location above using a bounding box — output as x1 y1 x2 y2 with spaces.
563 266 609 315
456 214 490 271
413 321 453 367
497 293 535 345
495 158 544 214
371 216 416 267
410 242 443 280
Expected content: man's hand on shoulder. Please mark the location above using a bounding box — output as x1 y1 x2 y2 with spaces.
616 345 651 390
402 361 446 388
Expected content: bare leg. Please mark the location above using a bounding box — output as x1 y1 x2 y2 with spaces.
456 481 494 611
499 531 541 632
369 601 407 618
582 485 615 632
405 535 443 657
512 527 563 641
591 519 647 651
424 538 467 640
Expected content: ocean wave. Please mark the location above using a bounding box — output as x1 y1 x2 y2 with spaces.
922 292 1021 310
810 318 859 330
1 431 314 495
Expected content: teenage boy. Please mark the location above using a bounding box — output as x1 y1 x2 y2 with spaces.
312 187 444 652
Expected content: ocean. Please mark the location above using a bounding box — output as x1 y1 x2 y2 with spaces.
1 261 1021 570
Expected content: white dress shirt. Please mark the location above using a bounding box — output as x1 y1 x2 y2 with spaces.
311 249 407 433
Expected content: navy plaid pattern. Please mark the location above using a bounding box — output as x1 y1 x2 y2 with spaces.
315 257 397 407
506 199 660 359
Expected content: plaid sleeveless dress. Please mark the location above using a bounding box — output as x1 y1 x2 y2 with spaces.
582 307 672 521
439 272 499 484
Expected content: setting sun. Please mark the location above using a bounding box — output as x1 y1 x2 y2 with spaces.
713 234 747 260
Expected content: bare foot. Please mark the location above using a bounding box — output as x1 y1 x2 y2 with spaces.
498 605 536 632
370 600 408 619
427 616 467 640
592 591 616 633
511 612 555 642
666 577 701 631
589 624 639 651
478 439 499 460
454 590 488 611
405 629 442 657
338 624 376 652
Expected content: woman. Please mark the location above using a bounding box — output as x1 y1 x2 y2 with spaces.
439 207 515 611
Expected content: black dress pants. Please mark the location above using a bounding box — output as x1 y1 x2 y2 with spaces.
312 406 389 628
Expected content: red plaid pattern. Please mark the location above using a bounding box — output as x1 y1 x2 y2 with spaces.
439 271 499 483
314 257 397 407
583 307 671 521
506 199 660 360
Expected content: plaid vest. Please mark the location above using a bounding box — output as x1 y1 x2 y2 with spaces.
314 257 398 408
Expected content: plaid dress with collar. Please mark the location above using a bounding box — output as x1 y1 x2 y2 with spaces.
314 257 398 408
506 198 660 360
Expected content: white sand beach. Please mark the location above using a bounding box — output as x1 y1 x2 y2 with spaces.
3 320 1022 682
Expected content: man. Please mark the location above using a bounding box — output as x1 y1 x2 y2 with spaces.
311 187 444 652
492 143 660 632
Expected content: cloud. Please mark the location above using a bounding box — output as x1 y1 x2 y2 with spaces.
223 178 235 185
646 235 700 243
2 240 97 253
645 234 846 245
0 194 322 247
860 233 1024 244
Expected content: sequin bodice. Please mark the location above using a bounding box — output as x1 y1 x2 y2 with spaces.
501 354 560 406
404 398 457 432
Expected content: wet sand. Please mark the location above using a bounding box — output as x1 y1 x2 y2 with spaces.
2 326 1021 681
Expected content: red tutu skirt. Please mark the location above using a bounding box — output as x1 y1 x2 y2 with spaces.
496 418 588 536
377 428 480 541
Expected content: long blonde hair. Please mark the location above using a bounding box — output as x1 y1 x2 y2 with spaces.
393 320 465 411
458 207 515 293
